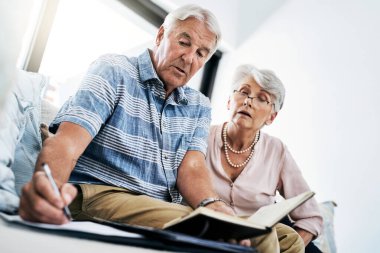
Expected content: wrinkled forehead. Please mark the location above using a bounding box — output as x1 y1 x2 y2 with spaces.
234 76 274 97
233 76 260 90
171 18 217 49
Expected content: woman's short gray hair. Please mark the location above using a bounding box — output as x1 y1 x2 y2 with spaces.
163 4 221 55
232 64 285 112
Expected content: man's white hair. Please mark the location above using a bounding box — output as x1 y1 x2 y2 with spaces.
163 4 221 55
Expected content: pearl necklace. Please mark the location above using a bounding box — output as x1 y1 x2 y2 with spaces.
223 123 260 168
226 136 255 154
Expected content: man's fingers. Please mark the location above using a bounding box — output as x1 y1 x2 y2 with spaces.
227 239 237 244
25 189 67 224
19 172 70 224
239 239 251 247
33 171 63 208
19 182 39 221
60 183 77 206
225 238 251 247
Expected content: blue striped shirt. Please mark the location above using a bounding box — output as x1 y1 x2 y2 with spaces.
50 49 211 203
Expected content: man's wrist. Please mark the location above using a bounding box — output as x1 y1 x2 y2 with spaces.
197 197 230 208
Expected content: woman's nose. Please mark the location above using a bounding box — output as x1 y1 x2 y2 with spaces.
244 97 252 107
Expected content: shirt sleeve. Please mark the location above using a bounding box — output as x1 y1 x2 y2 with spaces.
278 146 324 237
186 96 211 156
50 55 121 137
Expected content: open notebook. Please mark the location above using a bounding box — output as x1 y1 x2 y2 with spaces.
163 191 315 240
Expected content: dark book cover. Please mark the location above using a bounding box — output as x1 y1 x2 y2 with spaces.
164 209 271 240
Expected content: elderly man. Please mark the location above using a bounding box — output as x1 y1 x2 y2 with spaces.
19 4 302 252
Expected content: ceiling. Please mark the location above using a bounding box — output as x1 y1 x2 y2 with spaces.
152 0 286 50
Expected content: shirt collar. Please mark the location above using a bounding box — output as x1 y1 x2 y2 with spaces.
137 49 188 105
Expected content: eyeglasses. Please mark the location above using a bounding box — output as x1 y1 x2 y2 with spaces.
233 90 272 108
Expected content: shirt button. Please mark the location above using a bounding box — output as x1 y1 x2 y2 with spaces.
230 202 234 206
164 155 168 159
230 183 234 187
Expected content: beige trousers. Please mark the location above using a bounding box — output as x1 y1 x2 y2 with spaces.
70 184 304 253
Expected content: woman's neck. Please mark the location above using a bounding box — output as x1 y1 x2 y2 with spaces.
224 122 258 151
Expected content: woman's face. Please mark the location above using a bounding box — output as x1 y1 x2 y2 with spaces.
228 76 277 131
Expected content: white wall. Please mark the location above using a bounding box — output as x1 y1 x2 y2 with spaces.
0 0 37 111
212 0 380 252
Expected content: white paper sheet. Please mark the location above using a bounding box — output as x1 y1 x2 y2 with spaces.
0 212 143 238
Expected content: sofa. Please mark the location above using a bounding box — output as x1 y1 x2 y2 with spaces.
0 70 337 253
0 70 57 213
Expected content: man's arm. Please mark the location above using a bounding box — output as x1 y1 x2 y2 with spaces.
19 122 92 224
176 150 234 215
177 150 251 247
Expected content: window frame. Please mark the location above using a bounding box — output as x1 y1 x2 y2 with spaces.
24 0 221 99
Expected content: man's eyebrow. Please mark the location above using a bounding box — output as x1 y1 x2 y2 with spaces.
179 32 191 40
178 32 211 55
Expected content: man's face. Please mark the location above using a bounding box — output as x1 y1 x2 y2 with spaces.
151 17 217 96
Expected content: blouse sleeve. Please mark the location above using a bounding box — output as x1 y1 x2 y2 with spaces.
278 145 323 237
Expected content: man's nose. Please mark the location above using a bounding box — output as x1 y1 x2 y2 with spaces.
181 49 195 64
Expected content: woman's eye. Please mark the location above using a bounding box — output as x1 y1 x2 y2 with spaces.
258 97 266 102
258 96 269 103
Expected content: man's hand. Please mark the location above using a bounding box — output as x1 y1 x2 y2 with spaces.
206 201 251 247
204 200 235 215
19 122 92 224
176 151 250 247
19 171 77 224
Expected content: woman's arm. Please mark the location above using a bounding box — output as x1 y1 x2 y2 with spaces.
295 227 314 246
279 146 324 240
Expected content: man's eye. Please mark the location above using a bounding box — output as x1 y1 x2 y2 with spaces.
179 41 189 46
197 51 205 58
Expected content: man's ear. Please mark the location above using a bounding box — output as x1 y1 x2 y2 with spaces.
156 26 165 46
265 112 277 125
227 97 231 110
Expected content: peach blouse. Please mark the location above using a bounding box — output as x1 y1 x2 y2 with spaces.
205 124 323 236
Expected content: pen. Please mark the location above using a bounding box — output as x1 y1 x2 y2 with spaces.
42 163 72 220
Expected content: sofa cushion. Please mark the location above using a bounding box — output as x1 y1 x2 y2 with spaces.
314 201 337 253
0 70 47 213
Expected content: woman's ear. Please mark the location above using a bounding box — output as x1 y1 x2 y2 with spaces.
227 97 231 110
265 112 277 125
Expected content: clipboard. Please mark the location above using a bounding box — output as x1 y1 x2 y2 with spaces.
0 213 256 253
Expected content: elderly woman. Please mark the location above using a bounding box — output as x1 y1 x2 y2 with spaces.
206 64 323 252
